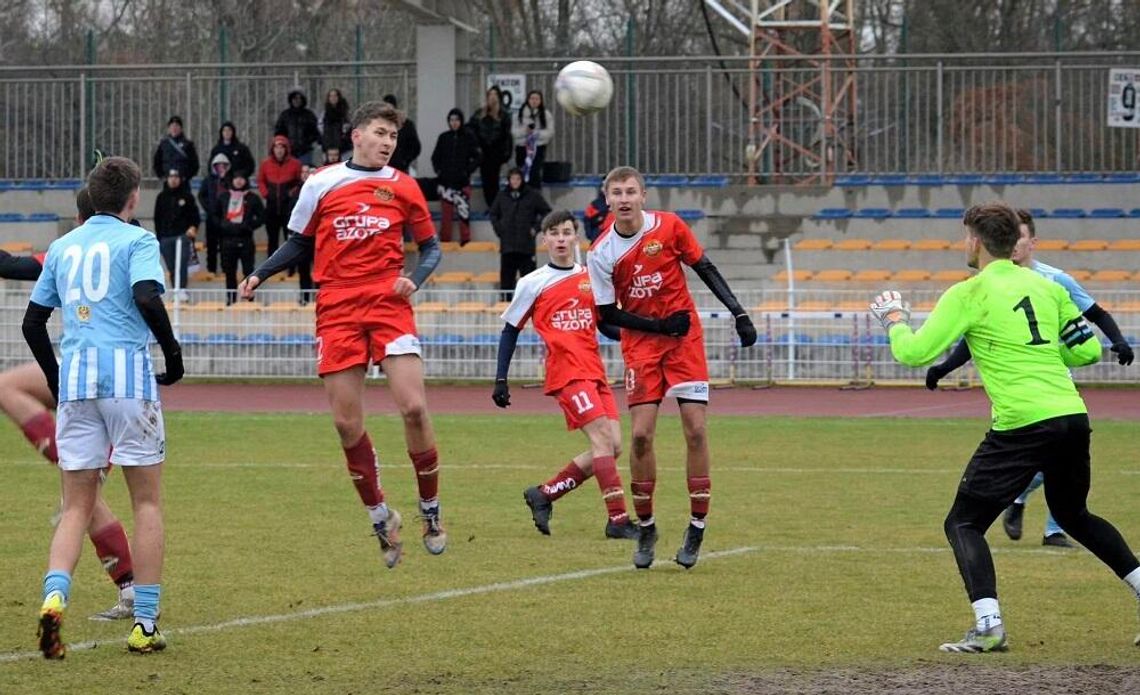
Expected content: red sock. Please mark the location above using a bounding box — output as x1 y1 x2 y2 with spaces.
409 448 440 504
20 411 57 464
687 475 711 520
89 521 134 587
344 432 384 507
592 455 629 523
631 479 656 522
540 462 588 501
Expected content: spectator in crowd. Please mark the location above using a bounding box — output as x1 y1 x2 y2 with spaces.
319 88 352 157
196 153 232 274
257 135 303 258
489 167 551 298
583 185 610 241
324 147 342 165
469 86 513 207
153 169 200 301
294 164 316 305
216 169 264 306
431 108 481 246
512 90 555 189
274 89 320 166
209 121 255 177
382 94 422 174
151 115 199 183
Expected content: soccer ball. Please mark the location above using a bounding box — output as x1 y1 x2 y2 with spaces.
555 61 614 116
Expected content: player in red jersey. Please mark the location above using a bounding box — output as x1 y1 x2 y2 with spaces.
492 210 639 540
239 101 445 569
587 166 756 570
0 188 137 620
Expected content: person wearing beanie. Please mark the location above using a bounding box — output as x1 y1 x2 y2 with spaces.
197 153 232 274
257 135 303 258
152 115 199 182
153 168 201 300
216 169 264 305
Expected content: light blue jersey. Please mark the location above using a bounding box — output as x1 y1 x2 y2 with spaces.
1031 259 1095 313
30 214 165 401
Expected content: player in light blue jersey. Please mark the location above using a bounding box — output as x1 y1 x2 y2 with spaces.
22 157 184 658
927 208 1134 548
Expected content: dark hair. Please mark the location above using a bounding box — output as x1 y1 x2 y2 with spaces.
541 209 578 233
963 202 1020 258
507 167 524 178
325 88 349 120
75 187 95 222
603 165 645 192
87 156 141 214
1015 208 1036 237
382 94 398 108
518 90 547 130
350 101 404 131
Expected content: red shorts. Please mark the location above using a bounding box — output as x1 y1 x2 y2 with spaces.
555 379 619 431
622 332 709 406
315 285 421 376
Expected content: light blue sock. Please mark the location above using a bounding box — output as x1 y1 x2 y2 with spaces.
1044 511 1064 537
134 584 161 629
43 570 71 604
1015 471 1045 505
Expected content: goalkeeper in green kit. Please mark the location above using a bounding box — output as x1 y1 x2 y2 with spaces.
870 201 1140 654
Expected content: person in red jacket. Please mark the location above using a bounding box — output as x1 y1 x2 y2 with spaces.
257 135 302 259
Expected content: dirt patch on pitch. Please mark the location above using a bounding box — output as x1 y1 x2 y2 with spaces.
714 665 1140 694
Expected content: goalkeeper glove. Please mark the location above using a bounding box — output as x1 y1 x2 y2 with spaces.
869 290 911 331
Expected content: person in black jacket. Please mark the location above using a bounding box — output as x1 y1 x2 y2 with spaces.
274 89 320 166
151 115 199 183
468 86 513 207
153 169 201 298
489 168 551 298
319 89 351 156
196 153 231 274
215 170 265 305
431 108 481 245
208 121 256 177
382 94 422 173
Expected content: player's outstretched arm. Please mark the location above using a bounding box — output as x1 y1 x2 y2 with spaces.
241 232 315 298
873 288 968 367
596 304 689 337
1083 304 1133 365
0 250 43 282
133 280 184 385
493 323 521 408
925 338 972 390
21 301 59 402
690 254 756 347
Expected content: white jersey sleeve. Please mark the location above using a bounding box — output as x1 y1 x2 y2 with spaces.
586 245 616 305
501 273 541 328
287 176 322 236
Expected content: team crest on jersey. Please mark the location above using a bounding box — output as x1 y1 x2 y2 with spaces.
578 279 591 293
643 240 663 257
76 305 91 322
374 186 395 202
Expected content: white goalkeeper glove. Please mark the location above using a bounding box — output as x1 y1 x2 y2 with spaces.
869 290 912 331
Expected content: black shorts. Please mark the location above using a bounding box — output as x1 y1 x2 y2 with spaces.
958 413 1091 504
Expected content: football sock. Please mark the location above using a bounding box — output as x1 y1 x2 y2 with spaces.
540 462 587 501
591 455 629 523
344 432 384 508
971 597 1002 631
368 502 391 526
409 448 440 511
631 479 656 523
20 411 57 464
1123 566 1140 598
43 570 71 605
687 475 711 527
134 584 160 631
89 520 135 588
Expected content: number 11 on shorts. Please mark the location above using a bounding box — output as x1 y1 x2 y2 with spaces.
570 391 595 414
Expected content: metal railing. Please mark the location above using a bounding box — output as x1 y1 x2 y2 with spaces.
2 287 1136 385
2 53 1140 179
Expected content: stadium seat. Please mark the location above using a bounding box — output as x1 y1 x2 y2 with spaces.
1064 173 1103 183
834 174 873 186
472 271 500 285
851 269 891 282
205 333 241 345
190 270 216 282
912 298 937 311
431 271 473 285
183 301 226 312
675 209 705 221
817 334 853 346
931 269 971 282
911 239 951 251
982 173 1024 185
178 332 202 344
279 333 314 346
1088 208 1126 218
907 174 944 186
813 269 853 282
0 213 23 222
943 174 985 185
486 301 511 315
813 208 853 220
773 269 813 282
438 242 461 253
645 174 687 186
226 301 260 313
1068 239 1108 251
792 238 833 251
1067 270 1092 281
1033 239 1069 251
569 175 603 187
27 213 58 222
752 300 789 312
869 174 908 186
688 175 728 187
1090 269 1132 282
1107 239 1140 251
453 301 489 313
832 238 872 251
460 241 498 253
852 208 892 219
264 301 303 313
1022 173 1064 184
1104 172 1140 183
893 208 931 218
241 333 277 345
932 208 965 219
892 269 932 282
1051 208 1086 218
0 241 33 253
796 300 833 311
414 302 448 313
871 239 911 251
1027 208 1050 218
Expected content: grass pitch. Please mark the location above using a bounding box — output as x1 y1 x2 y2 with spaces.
2 412 1139 693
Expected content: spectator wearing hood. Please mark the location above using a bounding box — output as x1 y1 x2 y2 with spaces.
154 169 201 299
257 135 303 258
197 152 232 274
152 115 200 183
209 121 255 177
216 169 265 305
274 89 320 166
318 88 352 156
382 94 422 173
430 107 481 245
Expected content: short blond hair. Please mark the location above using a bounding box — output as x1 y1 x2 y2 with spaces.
603 166 644 192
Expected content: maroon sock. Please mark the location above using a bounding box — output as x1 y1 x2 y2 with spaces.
409 447 440 505
592 455 629 523
540 462 588 502
631 479 656 522
89 521 134 587
687 475 711 520
344 432 384 507
20 411 57 464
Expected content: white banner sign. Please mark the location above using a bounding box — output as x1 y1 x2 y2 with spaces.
489 74 527 113
1107 68 1140 128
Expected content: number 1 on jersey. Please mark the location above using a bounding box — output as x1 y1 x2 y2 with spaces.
1013 296 1049 346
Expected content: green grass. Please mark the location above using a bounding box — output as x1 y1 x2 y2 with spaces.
2 413 1139 693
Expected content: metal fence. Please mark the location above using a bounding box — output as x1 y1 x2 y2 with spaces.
2 287 1137 385
3 53 1140 180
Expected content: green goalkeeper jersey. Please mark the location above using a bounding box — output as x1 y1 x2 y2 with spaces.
888 259 1101 430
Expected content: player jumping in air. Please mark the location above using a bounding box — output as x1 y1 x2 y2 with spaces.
240 101 446 568
587 166 756 569
492 209 638 540
873 201 1140 653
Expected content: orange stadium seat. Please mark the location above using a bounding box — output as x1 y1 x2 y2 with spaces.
1033 238 1069 251
438 242 461 253
892 269 932 282
832 238 872 251
793 238 833 251
1090 269 1132 282
226 301 261 313
264 301 302 313
773 269 813 282
414 302 448 313
0 241 33 253
1067 269 1092 281
813 269 854 282
485 301 511 315
752 300 789 312
931 269 971 282
835 299 869 311
912 239 951 251
872 239 911 251
472 271 500 285
431 271 473 285
459 241 498 253
453 301 489 313
1106 239 1140 251
796 300 832 311
183 301 226 312
912 298 937 311
852 269 892 282
1068 239 1108 251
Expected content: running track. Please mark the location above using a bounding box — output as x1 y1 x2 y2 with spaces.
163 384 1140 420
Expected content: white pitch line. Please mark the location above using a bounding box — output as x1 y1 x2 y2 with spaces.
0 543 1075 664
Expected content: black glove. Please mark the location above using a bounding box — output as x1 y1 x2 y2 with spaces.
735 314 757 348
925 364 949 391
155 348 184 386
657 311 691 337
492 379 511 408
1111 342 1134 366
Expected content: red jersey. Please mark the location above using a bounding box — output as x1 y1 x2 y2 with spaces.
288 163 434 286
501 263 607 394
587 210 704 353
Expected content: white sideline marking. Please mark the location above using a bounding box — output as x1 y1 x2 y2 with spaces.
0 543 1075 664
